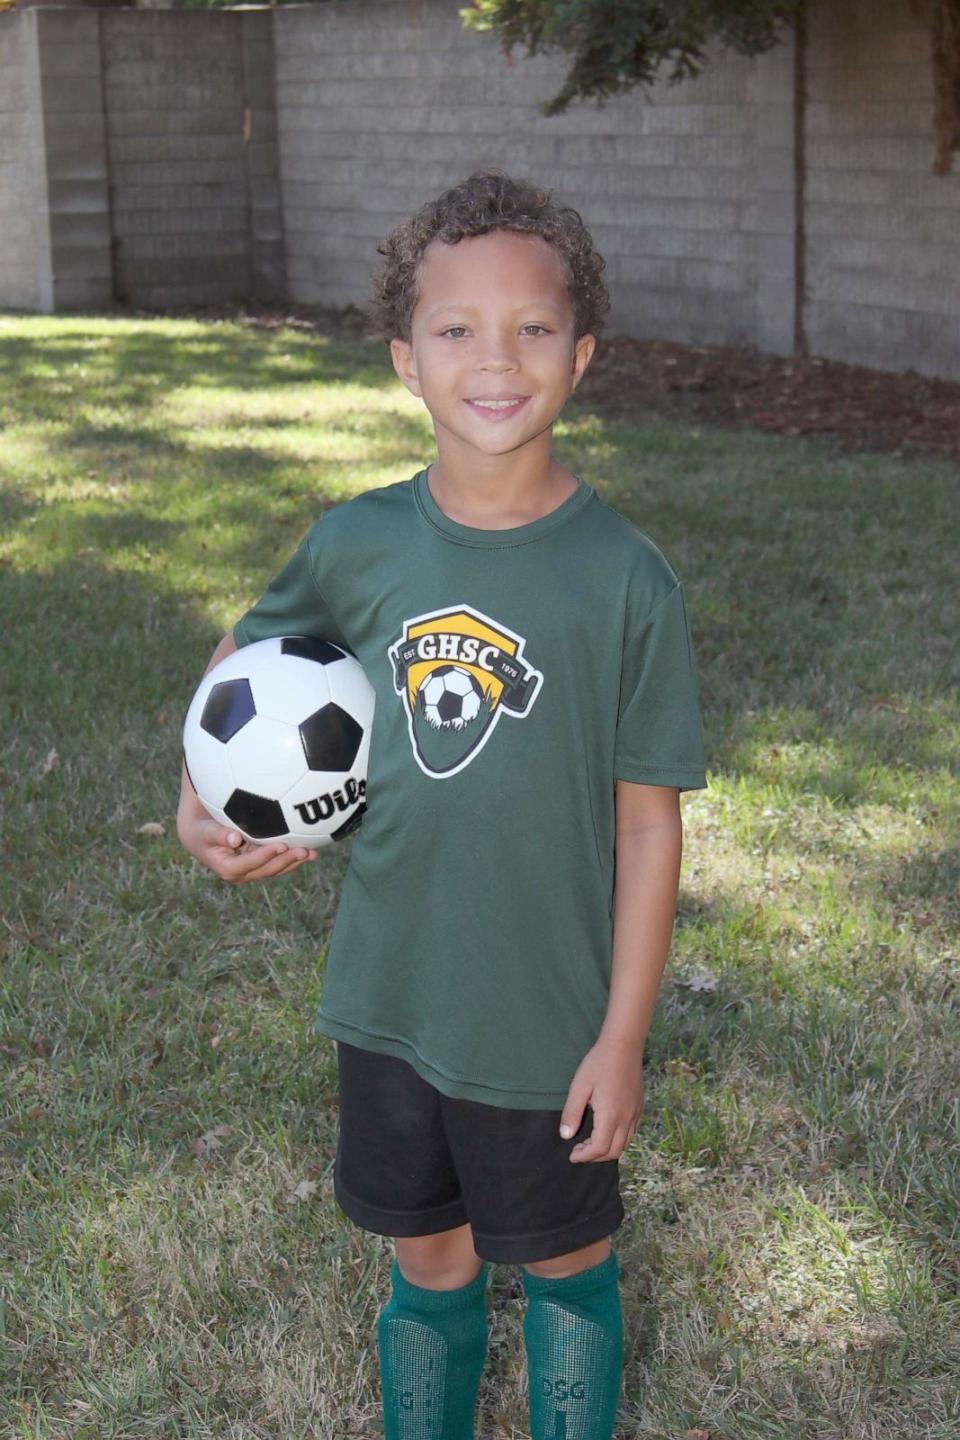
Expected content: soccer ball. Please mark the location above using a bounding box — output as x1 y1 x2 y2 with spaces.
183 636 374 848
420 665 484 730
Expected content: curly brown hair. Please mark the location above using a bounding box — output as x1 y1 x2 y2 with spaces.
366 169 610 345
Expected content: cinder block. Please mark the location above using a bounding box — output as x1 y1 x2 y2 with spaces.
35 10 99 49
47 178 109 217
249 176 281 209
284 206 401 242
51 239 113 280
40 75 103 116
45 147 108 185
106 109 241 140
112 158 247 188
111 182 249 213
808 60 933 105
119 253 250 287
757 232 795 279
640 103 752 139
755 189 795 237
0 134 27 166
50 211 111 250
756 143 793 191
38 42 102 82
807 200 960 246
807 99 931 140
53 274 113 310
242 69 277 108
105 81 244 115
806 299 960 380
806 136 933 172
277 47 496 82
248 142 280 180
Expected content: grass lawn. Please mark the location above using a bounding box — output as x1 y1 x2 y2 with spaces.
0 313 957 1440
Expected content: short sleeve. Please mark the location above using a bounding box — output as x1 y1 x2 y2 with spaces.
614 580 708 791
233 523 348 652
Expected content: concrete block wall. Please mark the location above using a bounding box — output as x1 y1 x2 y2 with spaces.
36 9 113 311
0 14 42 310
275 0 760 348
0 8 285 313
804 0 960 379
1 1 958 381
102 12 252 307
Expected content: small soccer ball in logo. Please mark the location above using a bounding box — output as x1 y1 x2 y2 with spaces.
420 664 484 730
182 636 375 847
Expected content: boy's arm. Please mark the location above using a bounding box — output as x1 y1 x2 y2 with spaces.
177 630 316 883
559 781 682 1160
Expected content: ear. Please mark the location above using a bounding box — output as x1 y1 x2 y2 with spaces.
570 333 596 391
390 337 423 398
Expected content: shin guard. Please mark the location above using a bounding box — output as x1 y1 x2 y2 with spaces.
520 1250 623 1440
376 1257 490 1440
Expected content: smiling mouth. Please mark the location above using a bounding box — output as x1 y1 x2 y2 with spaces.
464 396 530 419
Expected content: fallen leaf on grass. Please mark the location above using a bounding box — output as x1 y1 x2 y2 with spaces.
137 821 166 837
287 1179 318 1203
190 1125 232 1157
664 1059 697 1079
678 972 719 993
37 748 59 780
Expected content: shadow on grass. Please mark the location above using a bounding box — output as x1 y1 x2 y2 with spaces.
0 324 394 416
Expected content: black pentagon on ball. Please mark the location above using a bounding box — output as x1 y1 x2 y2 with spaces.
433 664 455 677
332 803 366 842
224 788 287 839
282 635 350 665
201 678 256 743
300 702 363 772
437 689 465 723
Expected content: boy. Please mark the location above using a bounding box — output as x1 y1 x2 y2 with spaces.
177 170 707 1440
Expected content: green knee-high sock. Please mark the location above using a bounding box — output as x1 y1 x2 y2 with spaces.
521 1250 624 1440
377 1257 490 1440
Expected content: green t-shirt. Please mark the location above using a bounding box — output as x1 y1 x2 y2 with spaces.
234 467 707 1109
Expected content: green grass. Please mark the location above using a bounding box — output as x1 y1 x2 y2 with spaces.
1 313 958 1440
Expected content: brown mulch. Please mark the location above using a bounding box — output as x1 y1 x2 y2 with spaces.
573 333 960 464
164 300 960 465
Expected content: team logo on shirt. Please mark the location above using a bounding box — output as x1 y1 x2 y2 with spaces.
388 604 543 778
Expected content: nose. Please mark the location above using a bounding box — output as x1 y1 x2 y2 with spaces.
476 331 520 371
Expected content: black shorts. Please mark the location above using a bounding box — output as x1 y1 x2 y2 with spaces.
332 1040 625 1264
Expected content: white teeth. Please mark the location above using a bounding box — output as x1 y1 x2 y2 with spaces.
473 398 523 409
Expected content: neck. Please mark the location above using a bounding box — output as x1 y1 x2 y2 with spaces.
427 437 577 530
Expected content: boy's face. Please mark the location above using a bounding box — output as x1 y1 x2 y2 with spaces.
390 229 595 467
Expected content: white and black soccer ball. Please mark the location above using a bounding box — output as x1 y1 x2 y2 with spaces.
183 636 374 848
420 665 484 730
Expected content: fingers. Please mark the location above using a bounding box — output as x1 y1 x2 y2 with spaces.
559 1086 591 1142
569 1115 640 1164
207 828 318 883
227 845 316 882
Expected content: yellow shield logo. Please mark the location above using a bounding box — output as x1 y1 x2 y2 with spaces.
388 604 543 777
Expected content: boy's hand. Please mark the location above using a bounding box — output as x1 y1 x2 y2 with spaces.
183 814 317 883
559 1035 644 1163
177 769 316 883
